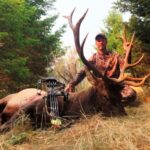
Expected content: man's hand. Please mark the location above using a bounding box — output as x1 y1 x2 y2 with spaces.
64 83 74 92
106 54 119 77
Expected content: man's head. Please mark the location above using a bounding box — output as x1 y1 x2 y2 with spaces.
95 33 107 41
95 33 107 52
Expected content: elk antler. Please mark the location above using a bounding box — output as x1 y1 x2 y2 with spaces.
117 26 130 51
124 73 150 86
117 26 134 63
63 8 104 79
113 31 150 86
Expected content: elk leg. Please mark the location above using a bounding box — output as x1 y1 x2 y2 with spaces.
0 110 23 132
0 99 42 132
0 102 8 125
0 103 6 114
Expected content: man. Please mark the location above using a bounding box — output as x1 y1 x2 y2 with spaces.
65 33 136 105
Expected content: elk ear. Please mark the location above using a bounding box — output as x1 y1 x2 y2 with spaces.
85 67 98 86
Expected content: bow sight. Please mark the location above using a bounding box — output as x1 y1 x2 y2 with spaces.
37 77 68 118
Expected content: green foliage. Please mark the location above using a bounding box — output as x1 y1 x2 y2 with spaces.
7 132 29 145
114 0 150 44
129 16 150 44
0 32 8 40
1 57 30 82
103 10 124 54
115 0 150 18
0 0 65 92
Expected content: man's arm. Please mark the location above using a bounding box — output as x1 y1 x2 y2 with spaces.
106 52 124 78
65 68 86 92
65 54 96 92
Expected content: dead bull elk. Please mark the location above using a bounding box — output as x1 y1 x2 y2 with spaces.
0 8 150 132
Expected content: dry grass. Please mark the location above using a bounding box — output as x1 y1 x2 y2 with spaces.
0 92 150 150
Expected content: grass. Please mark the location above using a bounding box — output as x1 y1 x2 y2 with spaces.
0 92 150 150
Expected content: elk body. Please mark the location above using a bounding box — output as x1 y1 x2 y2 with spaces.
0 9 149 132
0 82 125 132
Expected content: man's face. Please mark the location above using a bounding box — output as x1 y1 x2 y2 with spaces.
95 38 107 51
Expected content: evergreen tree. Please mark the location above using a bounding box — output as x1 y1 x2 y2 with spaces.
0 0 65 93
103 10 124 54
114 0 150 44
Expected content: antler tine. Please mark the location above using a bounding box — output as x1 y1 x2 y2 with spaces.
80 33 88 59
76 9 89 29
63 8 76 30
73 9 88 57
124 32 135 63
64 8 88 57
64 8 103 77
124 72 150 87
117 26 127 49
114 32 138 82
123 32 144 69
119 31 135 79
127 54 144 68
123 25 127 43
125 73 150 81
79 32 101 75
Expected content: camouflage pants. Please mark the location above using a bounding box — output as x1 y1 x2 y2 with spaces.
121 85 137 106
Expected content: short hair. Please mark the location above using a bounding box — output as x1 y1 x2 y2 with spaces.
95 33 107 41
